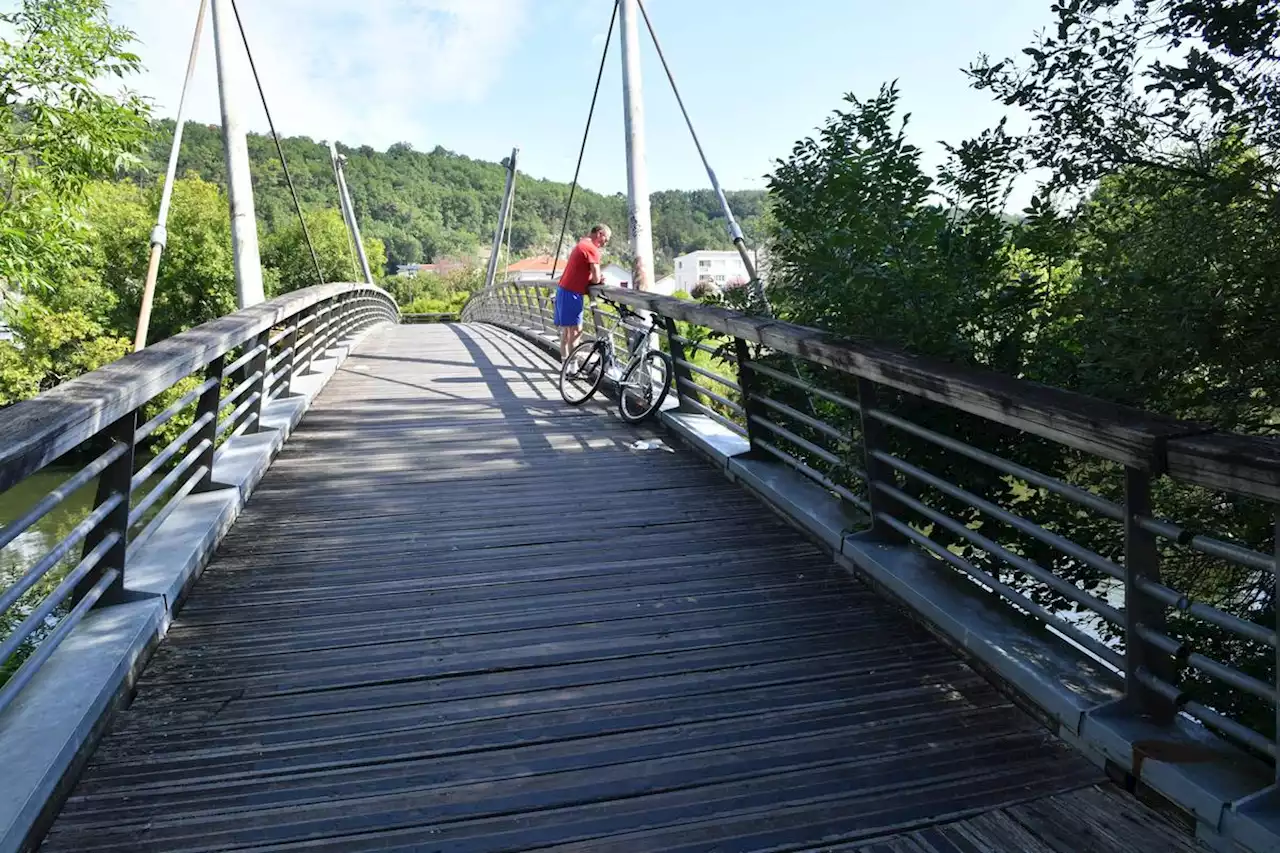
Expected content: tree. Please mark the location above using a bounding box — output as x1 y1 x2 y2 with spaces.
0 299 129 406
262 208 387 293
0 0 150 295
766 84 1025 368
967 0 1280 194
83 175 239 343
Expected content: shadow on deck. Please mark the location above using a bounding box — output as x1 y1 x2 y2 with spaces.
39 323 1205 852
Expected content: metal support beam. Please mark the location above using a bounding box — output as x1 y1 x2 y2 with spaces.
135 0 209 350
486 147 519 291
619 0 655 292
211 0 265 308
1124 466 1178 724
77 413 136 606
329 142 373 284
856 378 906 542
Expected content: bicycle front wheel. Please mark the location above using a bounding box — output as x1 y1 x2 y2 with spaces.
618 350 672 423
559 340 606 405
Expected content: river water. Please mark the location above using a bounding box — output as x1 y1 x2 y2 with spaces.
1 470 96 677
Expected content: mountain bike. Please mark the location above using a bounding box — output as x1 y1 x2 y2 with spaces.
558 304 673 423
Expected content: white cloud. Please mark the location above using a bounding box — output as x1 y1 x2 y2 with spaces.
110 0 530 148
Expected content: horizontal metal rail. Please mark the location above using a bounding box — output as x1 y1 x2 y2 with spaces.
128 442 210 528
755 437 870 513
130 412 214 492
674 358 740 392
750 415 844 469
223 343 267 379
868 406 1123 520
0 443 126 554
873 449 1126 583
0 567 120 717
678 393 747 437
0 495 122 617
676 377 744 417
135 377 219 444
746 361 860 412
754 394 850 445
876 508 1125 671
874 478 1124 627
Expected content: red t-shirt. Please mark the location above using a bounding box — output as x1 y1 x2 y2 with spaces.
558 239 601 295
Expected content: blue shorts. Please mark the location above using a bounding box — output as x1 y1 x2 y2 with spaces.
554 288 584 327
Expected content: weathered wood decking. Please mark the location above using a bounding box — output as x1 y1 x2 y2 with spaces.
41 323 1204 852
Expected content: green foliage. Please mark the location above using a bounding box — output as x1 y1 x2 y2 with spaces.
262 207 387 293
390 266 482 315
0 297 129 406
0 0 150 294
1037 139 1280 432
84 175 238 344
135 122 765 276
766 84 1030 369
967 0 1280 193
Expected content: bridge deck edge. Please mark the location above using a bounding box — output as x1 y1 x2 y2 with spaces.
0 326 383 853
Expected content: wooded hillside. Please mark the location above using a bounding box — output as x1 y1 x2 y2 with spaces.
137 120 768 276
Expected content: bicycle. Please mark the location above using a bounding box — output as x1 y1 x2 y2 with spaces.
558 303 673 423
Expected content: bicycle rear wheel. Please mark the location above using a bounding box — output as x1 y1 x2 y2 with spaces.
559 340 606 405
618 350 672 423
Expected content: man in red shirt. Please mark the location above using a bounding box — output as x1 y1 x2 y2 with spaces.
555 224 611 359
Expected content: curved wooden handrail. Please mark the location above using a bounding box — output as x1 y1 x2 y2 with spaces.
0 283 398 494
519 281 1275 502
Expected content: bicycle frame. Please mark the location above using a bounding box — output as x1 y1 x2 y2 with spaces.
597 306 659 380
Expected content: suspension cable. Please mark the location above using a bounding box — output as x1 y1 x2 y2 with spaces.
634 0 771 315
133 0 208 352
503 179 516 282
550 0 618 281
229 0 325 285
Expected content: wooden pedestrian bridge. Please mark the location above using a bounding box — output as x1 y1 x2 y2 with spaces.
1 281 1278 852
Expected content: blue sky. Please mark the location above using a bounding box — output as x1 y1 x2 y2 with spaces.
112 1 1054 205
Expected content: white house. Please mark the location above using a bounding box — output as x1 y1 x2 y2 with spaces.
600 263 631 288
651 274 677 296
673 249 757 294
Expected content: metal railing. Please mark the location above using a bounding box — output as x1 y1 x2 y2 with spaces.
464 279 1280 770
0 283 398 714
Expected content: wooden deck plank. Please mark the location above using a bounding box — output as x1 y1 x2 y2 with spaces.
39 323 1202 852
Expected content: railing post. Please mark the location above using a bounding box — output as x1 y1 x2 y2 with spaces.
297 305 317 376
193 355 224 491
733 338 759 448
281 316 300 397
536 287 551 333
1124 466 1178 724
663 317 698 413
523 286 537 329
515 286 530 327
589 302 607 347
77 411 137 606
856 378 905 541
312 298 333 369
498 285 511 326
248 329 270 432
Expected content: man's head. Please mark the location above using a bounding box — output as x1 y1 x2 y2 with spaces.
589 224 612 248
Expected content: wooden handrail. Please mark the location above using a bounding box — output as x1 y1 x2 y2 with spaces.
491 280 1275 502
0 283 398 494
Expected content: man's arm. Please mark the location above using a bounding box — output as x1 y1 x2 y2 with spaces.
588 263 602 284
